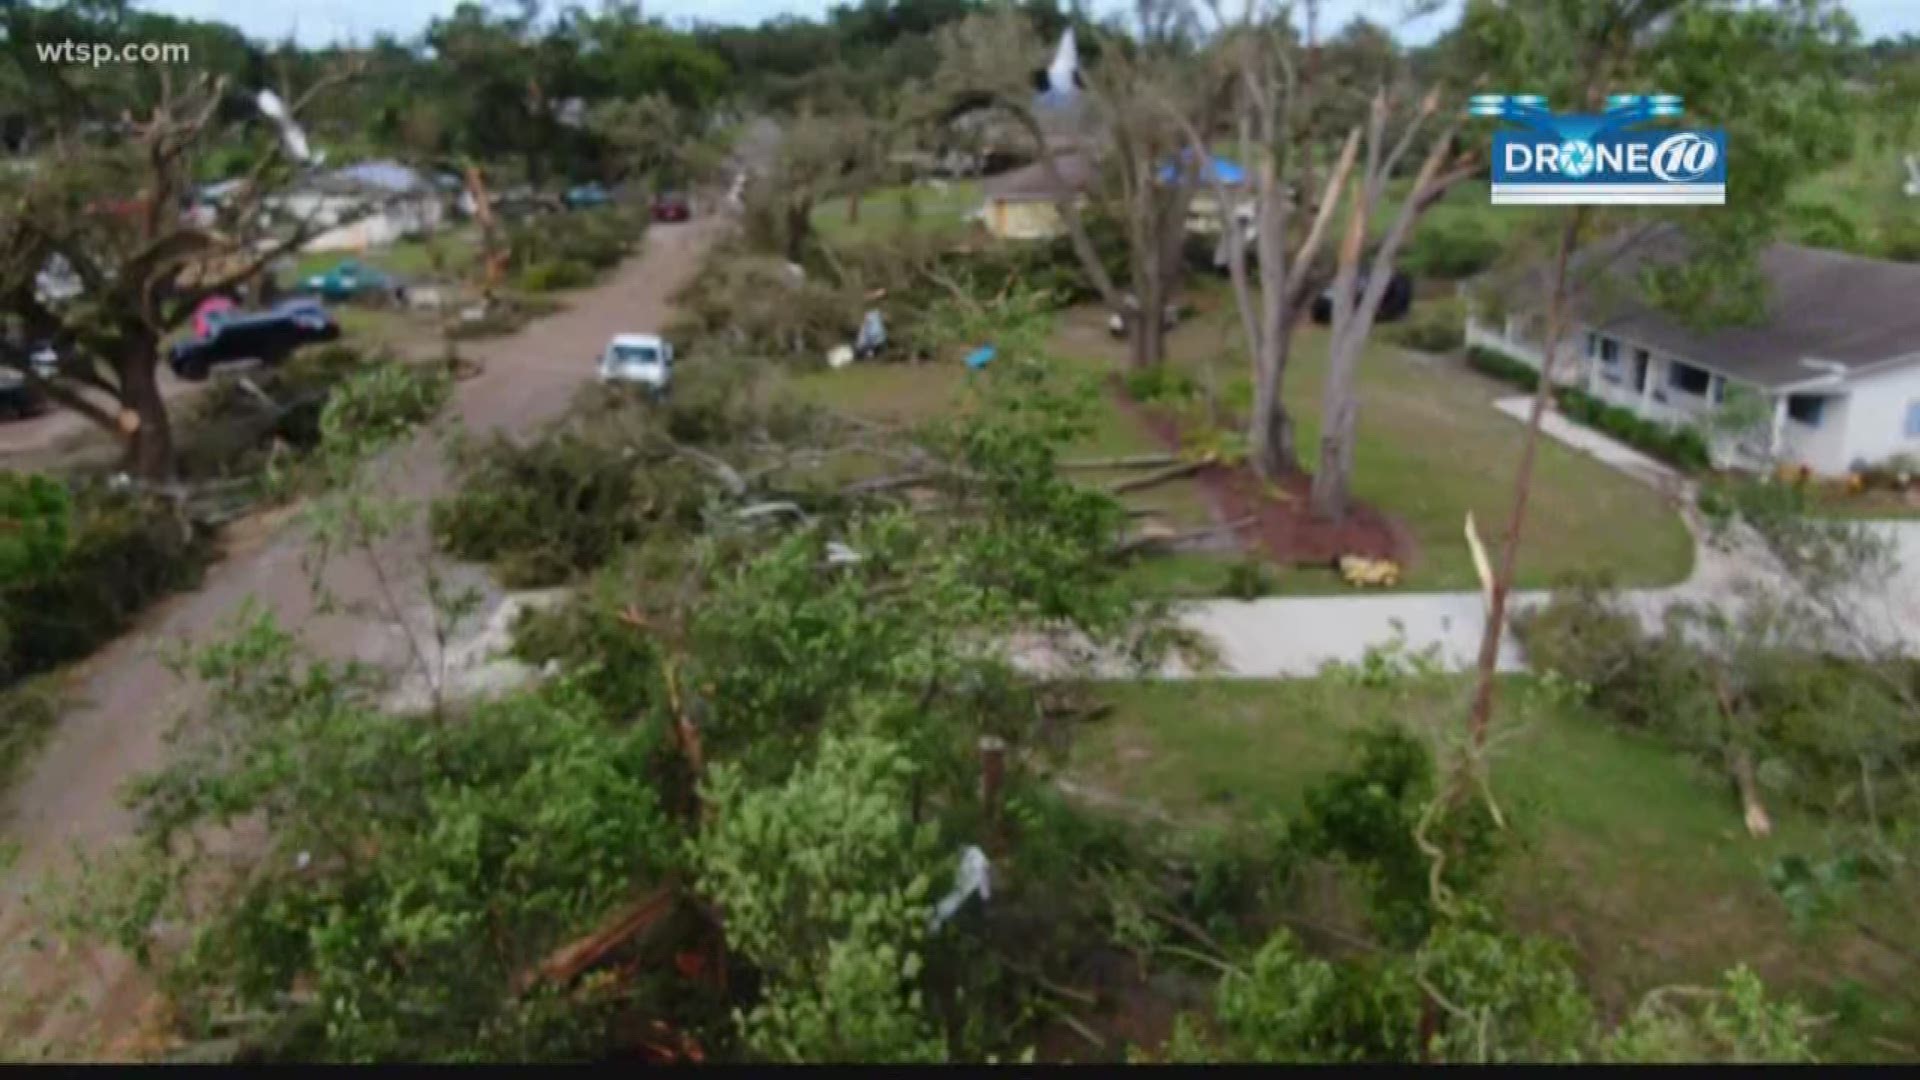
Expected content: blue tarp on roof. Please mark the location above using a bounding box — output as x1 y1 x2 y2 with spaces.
1156 151 1247 186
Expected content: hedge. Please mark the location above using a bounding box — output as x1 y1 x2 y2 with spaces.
1466 345 1711 473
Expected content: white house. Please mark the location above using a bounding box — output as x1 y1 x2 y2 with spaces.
272 160 446 254
1467 233 1920 477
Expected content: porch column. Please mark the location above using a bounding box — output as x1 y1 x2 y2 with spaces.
1768 394 1788 459
1638 357 1658 415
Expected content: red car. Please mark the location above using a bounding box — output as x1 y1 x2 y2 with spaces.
651 193 690 222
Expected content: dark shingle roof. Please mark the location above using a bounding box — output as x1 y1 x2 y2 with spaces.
981 152 1096 202
1554 229 1920 388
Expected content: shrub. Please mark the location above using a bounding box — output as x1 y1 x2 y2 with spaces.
517 257 596 293
1287 722 1504 945
0 672 64 792
1875 208 1920 263
1401 212 1503 281
1388 299 1467 354
431 360 795 586
1553 387 1712 472
432 421 706 587
317 361 451 452
1123 364 1200 406
1222 557 1277 599
1466 345 1540 391
1 484 210 685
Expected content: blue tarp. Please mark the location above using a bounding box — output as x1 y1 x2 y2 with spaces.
964 345 997 370
1156 151 1247 187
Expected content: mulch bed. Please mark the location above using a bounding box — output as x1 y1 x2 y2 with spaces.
1110 382 1417 571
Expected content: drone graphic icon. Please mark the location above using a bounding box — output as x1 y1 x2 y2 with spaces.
1469 94 1686 178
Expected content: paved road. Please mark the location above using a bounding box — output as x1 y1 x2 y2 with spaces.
0 219 721 1058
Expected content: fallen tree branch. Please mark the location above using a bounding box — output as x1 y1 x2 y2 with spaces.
1113 515 1256 557
1058 452 1182 472
518 885 679 995
1107 457 1212 496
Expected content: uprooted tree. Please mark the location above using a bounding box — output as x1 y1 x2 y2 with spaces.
0 67 360 479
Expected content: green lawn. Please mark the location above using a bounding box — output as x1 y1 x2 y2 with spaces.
1059 291 1696 593
792 288 1695 598
1072 677 1916 1056
811 180 984 244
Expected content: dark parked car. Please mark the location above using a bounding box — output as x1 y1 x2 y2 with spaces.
0 369 48 420
650 192 690 222
168 299 340 381
1 343 60 420
1311 270 1414 325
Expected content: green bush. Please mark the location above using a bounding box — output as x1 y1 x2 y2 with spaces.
1222 557 1277 599
1 485 210 685
1467 348 1709 472
507 206 645 276
517 258 596 292
1287 722 1504 945
1402 213 1503 281
432 423 705 587
1388 299 1467 354
1554 387 1712 472
1123 364 1200 406
1875 209 1920 263
317 361 451 452
1466 345 1540 390
0 672 64 793
430 363 794 586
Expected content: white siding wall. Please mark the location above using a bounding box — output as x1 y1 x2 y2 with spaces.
1778 395 1854 475
1837 361 1920 471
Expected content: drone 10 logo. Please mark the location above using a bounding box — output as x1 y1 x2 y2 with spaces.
1469 94 1726 205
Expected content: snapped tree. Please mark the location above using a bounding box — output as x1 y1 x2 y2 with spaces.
1452 0 1856 754
0 68 360 479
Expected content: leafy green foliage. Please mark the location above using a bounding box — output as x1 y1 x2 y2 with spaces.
77 611 679 1062
1602 966 1815 1063
1 484 208 686
1166 927 1417 1063
1517 577 1920 823
1287 724 1504 946
506 206 647 279
1388 299 1468 354
695 732 945 1062
0 473 70 584
1464 347 1710 471
1402 214 1504 281
430 401 710 587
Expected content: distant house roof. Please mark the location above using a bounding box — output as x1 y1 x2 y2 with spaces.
981 152 1096 202
1504 227 1920 389
300 160 432 197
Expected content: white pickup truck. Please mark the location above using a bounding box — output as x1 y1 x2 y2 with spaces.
597 333 674 394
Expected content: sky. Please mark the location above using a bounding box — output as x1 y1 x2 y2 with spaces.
143 0 1920 49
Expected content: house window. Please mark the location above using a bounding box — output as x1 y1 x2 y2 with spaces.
1904 402 1920 439
1584 332 1598 358
1666 360 1712 396
1786 394 1826 427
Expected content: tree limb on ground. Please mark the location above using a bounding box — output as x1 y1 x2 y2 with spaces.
1113 514 1255 557
1106 456 1212 495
